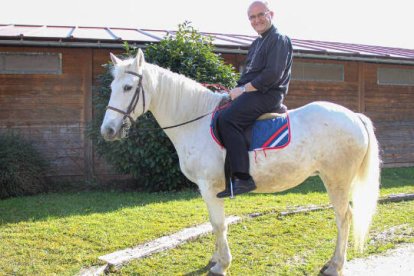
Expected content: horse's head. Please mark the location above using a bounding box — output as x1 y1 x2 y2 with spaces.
101 49 150 141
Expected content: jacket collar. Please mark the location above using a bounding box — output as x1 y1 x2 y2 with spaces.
260 25 276 38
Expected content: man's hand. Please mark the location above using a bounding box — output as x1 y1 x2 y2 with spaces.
229 87 244 100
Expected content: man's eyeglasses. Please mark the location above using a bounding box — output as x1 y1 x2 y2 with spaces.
248 11 270 21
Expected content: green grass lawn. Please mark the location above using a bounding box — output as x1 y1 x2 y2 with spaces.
116 201 414 276
0 167 413 275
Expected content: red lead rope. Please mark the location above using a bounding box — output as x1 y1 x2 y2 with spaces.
201 83 230 93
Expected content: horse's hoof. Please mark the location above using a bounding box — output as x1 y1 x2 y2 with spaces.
206 260 216 269
209 262 226 276
208 271 225 276
319 261 333 275
319 265 341 276
208 272 224 276
319 264 329 274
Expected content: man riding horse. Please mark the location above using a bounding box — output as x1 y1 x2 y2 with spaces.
101 2 380 274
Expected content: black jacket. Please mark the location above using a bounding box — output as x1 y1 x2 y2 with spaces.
238 25 293 95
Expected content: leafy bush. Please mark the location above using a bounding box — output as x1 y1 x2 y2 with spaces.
88 22 238 192
145 22 237 88
0 134 48 198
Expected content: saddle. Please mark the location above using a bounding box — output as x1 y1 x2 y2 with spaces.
210 99 289 150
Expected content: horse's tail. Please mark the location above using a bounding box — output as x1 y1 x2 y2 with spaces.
352 113 381 252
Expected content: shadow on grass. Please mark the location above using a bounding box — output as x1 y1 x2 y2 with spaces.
0 189 200 225
380 167 414 188
0 168 411 225
278 167 414 195
183 261 215 276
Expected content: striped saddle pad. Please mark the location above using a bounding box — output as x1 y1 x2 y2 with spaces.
210 103 291 151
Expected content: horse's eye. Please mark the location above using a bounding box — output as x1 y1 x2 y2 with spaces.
123 85 133 92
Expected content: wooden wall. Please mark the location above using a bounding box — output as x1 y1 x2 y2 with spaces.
0 46 92 180
363 63 414 166
286 58 360 111
0 47 413 183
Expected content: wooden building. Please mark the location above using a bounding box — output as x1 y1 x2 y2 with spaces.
0 25 413 182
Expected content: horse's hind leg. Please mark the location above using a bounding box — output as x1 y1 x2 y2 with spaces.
320 175 353 276
199 182 232 275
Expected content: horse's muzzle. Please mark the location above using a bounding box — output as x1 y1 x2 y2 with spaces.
101 122 125 141
101 125 116 141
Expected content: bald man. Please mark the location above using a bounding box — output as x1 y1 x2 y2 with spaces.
217 1 293 198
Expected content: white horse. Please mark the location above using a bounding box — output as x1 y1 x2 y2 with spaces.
101 50 380 276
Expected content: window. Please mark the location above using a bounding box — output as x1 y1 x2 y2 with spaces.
0 52 62 74
292 62 344 82
377 68 414 86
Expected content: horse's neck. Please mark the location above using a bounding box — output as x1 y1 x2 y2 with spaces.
145 64 223 135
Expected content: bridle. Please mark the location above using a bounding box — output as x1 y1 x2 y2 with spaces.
106 70 145 124
106 70 230 131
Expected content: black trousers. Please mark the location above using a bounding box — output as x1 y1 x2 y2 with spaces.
218 91 283 175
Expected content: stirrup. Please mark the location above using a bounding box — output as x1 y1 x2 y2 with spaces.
216 178 235 199
216 178 256 198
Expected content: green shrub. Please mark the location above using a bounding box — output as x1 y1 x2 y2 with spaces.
0 134 48 198
144 22 238 88
88 22 238 192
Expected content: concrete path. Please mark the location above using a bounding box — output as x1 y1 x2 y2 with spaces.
344 243 414 276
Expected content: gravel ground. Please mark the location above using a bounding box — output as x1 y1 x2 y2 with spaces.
344 243 414 276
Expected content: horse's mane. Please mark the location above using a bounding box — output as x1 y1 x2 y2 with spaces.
143 62 226 120
112 57 226 122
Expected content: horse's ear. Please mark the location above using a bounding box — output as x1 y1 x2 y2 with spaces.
136 48 145 68
110 53 121 65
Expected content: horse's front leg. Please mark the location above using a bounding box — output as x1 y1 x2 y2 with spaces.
199 182 232 275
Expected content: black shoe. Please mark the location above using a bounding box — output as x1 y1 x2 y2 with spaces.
216 177 257 198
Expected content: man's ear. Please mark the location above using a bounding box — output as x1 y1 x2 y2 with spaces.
268 11 274 20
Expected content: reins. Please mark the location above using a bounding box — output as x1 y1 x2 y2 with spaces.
161 84 230 130
107 70 230 132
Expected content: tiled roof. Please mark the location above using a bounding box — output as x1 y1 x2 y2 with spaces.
1 24 413 63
